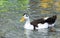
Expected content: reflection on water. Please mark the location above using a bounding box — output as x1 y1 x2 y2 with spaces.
24 29 33 38
24 29 49 38
24 28 60 38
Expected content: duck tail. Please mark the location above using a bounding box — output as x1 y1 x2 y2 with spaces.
45 15 57 24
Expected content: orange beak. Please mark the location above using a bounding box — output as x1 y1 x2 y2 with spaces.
20 16 25 22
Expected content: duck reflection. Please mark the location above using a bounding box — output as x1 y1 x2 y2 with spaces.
24 29 49 38
24 29 33 38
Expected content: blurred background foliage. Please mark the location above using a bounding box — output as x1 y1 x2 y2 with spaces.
0 0 29 12
0 0 60 13
30 0 60 14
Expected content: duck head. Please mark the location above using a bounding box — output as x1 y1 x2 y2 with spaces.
20 13 29 22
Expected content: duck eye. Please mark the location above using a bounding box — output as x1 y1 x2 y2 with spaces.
23 13 27 16
23 13 26 16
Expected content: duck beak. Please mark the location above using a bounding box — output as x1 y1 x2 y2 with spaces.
20 16 25 22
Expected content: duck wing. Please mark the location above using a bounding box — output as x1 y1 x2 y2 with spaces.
30 18 45 26
30 18 45 30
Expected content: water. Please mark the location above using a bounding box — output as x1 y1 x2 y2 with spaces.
0 12 60 38
0 0 60 38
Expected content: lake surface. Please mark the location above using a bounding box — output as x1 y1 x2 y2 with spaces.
0 12 60 38
0 0 60 38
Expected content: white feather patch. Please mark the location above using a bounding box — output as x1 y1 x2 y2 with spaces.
44 17 49 20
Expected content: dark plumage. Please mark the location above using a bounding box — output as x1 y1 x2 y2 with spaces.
30 18 45 30
45 15 57 24
30 15 57 30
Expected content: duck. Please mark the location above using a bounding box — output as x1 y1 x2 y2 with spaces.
20 13 57 30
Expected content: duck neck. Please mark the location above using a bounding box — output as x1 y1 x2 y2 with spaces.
25 18 30 24
24 17 31 28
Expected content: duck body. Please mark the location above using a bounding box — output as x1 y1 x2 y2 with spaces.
20 13 57 30
30 18 49 30
24 17 48 30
